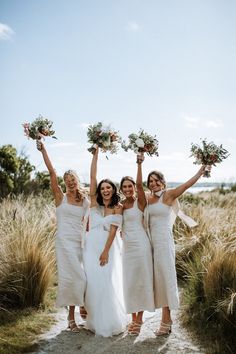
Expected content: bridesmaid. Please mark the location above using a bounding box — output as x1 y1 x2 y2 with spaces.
146 164 206 335
120 152 154 335
37 141 89 331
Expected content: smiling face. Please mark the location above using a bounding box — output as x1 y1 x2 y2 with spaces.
121 179 135 198
64 172 79 192
100 182 114 202
147 171 166 194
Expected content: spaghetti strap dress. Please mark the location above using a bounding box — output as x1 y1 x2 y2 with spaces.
55 195 88 307
147 193 179 309
122 200 155 313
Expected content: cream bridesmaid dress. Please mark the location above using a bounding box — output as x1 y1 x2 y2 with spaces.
122 200 155 314
147 193 179 309
55 195 89 307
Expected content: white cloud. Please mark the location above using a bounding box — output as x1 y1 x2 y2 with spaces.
126 21 141 32
0 23 14 40
205 120 222 128
183 115 199 128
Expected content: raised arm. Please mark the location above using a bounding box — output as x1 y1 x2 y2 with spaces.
90 147 99 206
136 153 146 211
37 141 63 206
165 165 206 204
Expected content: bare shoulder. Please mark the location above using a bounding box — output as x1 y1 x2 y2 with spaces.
163 188 175 205
120 199 128 210
164 188 175 196
114 203 123 214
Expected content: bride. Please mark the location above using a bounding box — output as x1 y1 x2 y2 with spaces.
83 147 127 337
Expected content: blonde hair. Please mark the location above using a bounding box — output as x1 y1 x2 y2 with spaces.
147 170 166 189
63 170 87 202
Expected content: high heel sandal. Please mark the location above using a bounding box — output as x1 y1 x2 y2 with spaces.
129 321 143 336
127 321 136 333
155 321 172 336
67 317 80 332
80 306 87 320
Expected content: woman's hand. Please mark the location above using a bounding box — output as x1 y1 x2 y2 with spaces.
99 250 109 267
36 139 44 152
136 152 144 164
91 144 99 155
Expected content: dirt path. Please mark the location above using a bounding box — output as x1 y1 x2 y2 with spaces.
31 308 206 354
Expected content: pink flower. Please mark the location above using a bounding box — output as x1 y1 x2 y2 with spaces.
22 123 30 137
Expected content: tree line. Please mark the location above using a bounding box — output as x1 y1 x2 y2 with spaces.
0 144 65 199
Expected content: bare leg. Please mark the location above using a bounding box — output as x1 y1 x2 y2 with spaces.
128 313 137 333
136 311 143 324
129 311 143 336
155 307 172 336
161 306 172 324
67 306 80 332
80 306 87 319
68 305 75 321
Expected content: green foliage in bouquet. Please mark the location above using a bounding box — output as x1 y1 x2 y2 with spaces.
87 122 120 154
23 115 57 140
121 129 159 157
190 139 229 177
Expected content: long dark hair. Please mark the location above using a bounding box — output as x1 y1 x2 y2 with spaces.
96 179 120 207
147 170 166 189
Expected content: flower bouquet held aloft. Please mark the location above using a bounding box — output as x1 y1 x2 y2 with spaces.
87 122 121 155
121 129 159 157
190 139 229 177
23 115 57 141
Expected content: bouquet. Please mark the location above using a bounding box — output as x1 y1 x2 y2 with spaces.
87 122 121 154
121 129 159 157
190 139 229 177
23 115 57 140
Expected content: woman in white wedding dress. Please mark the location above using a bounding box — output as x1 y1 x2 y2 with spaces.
83 147 126 337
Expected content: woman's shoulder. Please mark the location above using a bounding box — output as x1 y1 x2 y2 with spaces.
114 203 123 214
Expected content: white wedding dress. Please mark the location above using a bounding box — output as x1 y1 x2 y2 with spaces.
83 206 127 337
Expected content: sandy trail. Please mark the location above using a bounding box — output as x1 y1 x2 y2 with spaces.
31 308 206 354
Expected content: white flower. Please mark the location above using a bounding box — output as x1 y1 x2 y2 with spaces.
135 138 145 148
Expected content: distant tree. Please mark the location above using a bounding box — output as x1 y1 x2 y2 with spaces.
13 155 35 194
31 171 65 196
0 144 68 199
0 145 35 198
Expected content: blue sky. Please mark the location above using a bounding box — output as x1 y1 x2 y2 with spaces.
1 0 235 184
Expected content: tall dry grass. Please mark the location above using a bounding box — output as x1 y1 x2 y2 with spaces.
175 191 236 353
0 195 56 309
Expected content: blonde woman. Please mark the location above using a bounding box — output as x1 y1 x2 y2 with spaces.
37 141 89 332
